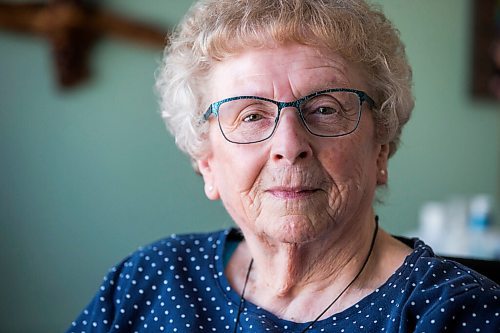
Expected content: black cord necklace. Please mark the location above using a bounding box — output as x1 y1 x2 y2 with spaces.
233 216 379 333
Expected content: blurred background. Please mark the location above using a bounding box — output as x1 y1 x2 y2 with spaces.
0 0 498 332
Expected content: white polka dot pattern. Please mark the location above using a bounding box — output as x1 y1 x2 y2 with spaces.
66 229 500 332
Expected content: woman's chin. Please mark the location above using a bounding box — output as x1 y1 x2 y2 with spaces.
259 215 324 244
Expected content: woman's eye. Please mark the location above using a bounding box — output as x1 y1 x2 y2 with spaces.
243 113 263 122
315 106 337 115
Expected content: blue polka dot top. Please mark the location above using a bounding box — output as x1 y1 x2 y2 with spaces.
66 228 500 332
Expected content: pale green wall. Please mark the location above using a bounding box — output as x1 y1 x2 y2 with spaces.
0 0 498 332
374 0 499 229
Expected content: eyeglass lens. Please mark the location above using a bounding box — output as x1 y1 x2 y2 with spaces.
217 91 361 144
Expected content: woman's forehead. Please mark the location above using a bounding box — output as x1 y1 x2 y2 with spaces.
208 43 368 100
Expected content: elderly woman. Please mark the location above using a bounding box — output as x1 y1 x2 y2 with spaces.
67 0 499 332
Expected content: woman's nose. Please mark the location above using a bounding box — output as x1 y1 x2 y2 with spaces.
269 108 313 164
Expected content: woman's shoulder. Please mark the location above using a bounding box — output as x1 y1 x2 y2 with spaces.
392 237 498 317
117 228 234 272
358 236 500 332
66 228 236 332
398 236 498 291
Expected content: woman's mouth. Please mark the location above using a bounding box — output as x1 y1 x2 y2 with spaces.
267 187 318 199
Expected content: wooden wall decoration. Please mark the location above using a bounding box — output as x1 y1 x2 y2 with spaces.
471 0 500 101
0 0 170 89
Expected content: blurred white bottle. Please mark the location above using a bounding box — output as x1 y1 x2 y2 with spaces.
468 194 496 259
443 197 470 257
419 201 447 254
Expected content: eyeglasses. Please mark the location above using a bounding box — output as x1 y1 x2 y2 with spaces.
203 88 376 144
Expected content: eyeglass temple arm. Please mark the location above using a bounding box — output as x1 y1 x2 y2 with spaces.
203 105 215 121
360 92 376 109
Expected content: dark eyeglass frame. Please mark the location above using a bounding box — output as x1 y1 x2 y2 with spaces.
203 88 376 144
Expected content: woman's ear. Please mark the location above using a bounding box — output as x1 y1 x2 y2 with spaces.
376 143 390 185
197 157 220 200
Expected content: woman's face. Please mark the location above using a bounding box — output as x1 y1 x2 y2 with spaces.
198 43 389 244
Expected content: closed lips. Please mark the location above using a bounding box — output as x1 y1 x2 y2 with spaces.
267 187 319 199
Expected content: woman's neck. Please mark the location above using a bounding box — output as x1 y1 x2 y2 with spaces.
225 215 412 322
245 215 376 296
